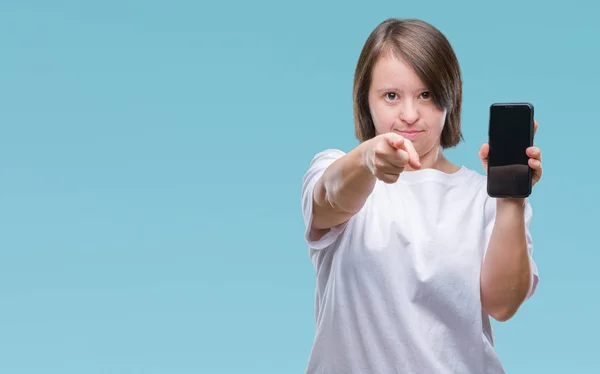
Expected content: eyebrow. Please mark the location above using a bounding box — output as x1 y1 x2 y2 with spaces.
375 87 428 93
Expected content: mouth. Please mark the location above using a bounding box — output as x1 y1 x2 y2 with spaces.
394 130 424 140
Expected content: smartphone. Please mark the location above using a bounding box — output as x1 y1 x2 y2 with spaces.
487 103 534 198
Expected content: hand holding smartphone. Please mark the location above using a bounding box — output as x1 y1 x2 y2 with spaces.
487 103 534 198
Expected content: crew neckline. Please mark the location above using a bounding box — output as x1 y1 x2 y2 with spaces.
398 165 473 185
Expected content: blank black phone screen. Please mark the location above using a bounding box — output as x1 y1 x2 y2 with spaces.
487 104 533 197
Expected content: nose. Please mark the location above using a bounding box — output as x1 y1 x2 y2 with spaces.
399 101 420 125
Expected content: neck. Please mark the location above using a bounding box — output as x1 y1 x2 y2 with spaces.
406 145 459 173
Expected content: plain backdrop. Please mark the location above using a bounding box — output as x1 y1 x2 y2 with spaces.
1 1 598 373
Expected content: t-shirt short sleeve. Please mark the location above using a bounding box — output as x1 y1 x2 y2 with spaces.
301 149 348 250
483 196 539 299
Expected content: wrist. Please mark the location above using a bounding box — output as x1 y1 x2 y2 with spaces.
496 197 526 212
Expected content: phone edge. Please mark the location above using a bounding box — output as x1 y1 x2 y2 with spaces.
486 102 534 198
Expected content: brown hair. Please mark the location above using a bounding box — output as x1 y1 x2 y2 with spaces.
353 18 463 148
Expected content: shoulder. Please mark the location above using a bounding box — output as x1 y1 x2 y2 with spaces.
307 149 346 168
452 166 489 196
461 166 487 185
301 148 346 208
300 148 350 252
302 149 346 184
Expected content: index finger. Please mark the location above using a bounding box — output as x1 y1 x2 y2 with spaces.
398 138 421 169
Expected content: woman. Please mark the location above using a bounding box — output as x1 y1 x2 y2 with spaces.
300 18 542 373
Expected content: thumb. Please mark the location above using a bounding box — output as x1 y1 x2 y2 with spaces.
479 143 489 173
478 143 489 161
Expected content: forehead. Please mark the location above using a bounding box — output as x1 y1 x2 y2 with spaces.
370 54 425 90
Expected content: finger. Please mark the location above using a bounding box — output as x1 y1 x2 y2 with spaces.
379 162 406 175
526 146 542 161
378 171 401 184
385 132 405 150
528 158 542 170
384 132 420 169
398 138 421 169
534 120 538 136
386 149 410 169
478 143 489 161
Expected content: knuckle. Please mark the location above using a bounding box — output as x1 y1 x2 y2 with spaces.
382 176 397 184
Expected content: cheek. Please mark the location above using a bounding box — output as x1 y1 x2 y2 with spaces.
425 109 446 133
370 103 395 132
438 114 447 132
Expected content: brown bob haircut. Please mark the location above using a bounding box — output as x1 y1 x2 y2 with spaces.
353 18 464 148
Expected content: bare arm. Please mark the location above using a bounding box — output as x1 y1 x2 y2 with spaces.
480 198 533 322
311 142 376 231
477 122 542 322
311 133 421 233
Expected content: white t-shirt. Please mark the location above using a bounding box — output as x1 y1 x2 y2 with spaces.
301 149 539 374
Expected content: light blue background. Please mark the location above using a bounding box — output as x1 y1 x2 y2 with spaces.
1 1 597 373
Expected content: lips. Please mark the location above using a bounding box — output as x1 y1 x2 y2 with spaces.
394 130 423 140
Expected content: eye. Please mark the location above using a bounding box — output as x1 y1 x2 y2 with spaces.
385 92 398 101
420 91 431 100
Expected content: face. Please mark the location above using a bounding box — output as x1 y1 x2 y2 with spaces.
368 54 447 156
